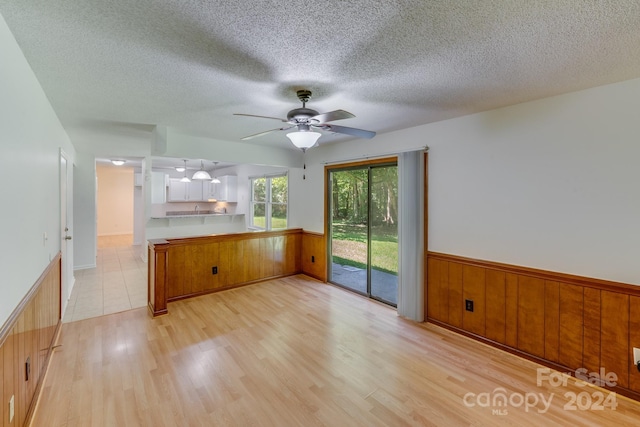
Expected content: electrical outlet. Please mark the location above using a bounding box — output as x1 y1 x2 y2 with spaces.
633 348 640 370
9 395 14 423
212 266 218 275
465 299 474 312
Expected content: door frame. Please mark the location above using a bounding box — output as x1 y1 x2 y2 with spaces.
324 157 398 305
59 149 74 316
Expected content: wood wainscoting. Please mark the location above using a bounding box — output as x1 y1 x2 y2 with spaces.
148 229 306 317
0 253 61 427
427 251 640 400
301 231 327 282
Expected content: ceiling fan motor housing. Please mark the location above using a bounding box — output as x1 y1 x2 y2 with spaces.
287 107 319 122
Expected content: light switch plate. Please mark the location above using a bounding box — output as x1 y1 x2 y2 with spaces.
9 395 14 423
634 348 640 366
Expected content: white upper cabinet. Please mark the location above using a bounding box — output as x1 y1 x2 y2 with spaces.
168 179 214 202
210 175 237 202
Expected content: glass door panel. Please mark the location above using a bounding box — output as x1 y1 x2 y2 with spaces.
328 163 398 307
329 169 368 295
370 166 398 305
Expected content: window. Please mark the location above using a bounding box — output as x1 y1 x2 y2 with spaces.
250 174 288 230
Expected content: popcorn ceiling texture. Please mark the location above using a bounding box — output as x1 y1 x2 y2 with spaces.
1 0 639 148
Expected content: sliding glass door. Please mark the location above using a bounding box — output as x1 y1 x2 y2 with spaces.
328 161 398 306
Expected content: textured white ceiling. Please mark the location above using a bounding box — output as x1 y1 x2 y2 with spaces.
2 0 640 151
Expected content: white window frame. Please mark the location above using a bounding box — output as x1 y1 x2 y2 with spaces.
249 173 288 230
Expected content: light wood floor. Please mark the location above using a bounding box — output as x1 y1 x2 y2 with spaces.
33 276 640 426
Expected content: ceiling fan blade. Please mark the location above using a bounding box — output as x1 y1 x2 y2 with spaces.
322 124 376 139
240 126 294 140
234 113 288 123
310 109 355 123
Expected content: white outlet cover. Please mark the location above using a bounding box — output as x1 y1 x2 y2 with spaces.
633 348 640 365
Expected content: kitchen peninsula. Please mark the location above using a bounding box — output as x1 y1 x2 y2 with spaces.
146 210 246 240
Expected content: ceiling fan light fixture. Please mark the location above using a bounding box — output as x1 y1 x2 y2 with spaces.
286 131 321 150
192 160 211 180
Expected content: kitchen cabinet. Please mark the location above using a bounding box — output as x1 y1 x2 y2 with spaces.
168 179 211 202
210 175 237 202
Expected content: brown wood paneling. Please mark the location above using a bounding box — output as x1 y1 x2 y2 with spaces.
427 258 448 322
600 291 629 389
301 232 326 281
558 283 584 369
187 242 220 293
167 246 186 298
284 233 301 276
4 330 15 427
217 240 232 288
272 235 285 276
428 251 640 297
505 273 518 348
426 251 640 402
244 238 261 282
0 254 62 427
583 287 601 373
447 262 463 328
218 239 248 288
485 269 506 344
544 281 560 363
17 319 25 426
154 230 305 309
517 275 545 358
462 265 485 336
260 237 275 278
629 296 640 393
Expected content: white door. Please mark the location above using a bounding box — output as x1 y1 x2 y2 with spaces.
60 151 74 314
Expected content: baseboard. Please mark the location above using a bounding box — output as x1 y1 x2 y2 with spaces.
74 263 97 270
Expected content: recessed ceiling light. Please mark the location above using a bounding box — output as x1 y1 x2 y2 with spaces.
111 159 126 166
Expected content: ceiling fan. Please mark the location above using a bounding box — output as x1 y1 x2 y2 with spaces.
234 90 376 151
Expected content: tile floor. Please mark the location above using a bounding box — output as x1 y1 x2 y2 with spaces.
63 234 147 323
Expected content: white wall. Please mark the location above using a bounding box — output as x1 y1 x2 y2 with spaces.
303 78 640 285
73 152 97 269
0 13 76 325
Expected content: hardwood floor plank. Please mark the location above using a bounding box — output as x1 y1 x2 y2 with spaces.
32 275 640 426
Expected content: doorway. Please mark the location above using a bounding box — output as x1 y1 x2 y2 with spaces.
327 159 398 306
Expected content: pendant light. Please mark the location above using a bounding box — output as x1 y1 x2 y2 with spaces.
180 160 190 182
192 160 212 180
210 161 221 184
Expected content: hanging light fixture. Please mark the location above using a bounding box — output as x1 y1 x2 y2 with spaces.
210 162 221 184
286 128 321 151
192 160 212 180
180 160 190 182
